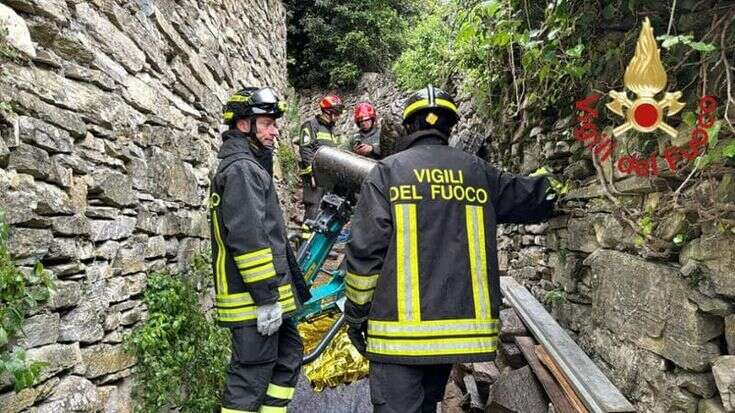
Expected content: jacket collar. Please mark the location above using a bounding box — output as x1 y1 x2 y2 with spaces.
218 129 274 176
397 129 448 152
316 114 335 128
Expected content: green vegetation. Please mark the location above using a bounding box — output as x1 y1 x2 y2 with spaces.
394 0 589 115
544 288 567 305
278 101 304 191
392 0 733 171
284 0 425 88
391 6 453 90
0 25 19 61
124 252 230 413
0 211 54 391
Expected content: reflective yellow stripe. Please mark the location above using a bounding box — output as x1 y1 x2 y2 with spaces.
316 131 334 142
217 307 258 322
259 406 287 413
216 285 292 305
217 290 293 309
235 248 273 264
228 95 249 103
239 263 277 283
222 407 256 413
345 272 379 290
395 204 420 322
466 205 491 319
402 98 458 119
266 383 295 400
346 284 374 305
212 208 227 295
235 256 273 270
368 319 498 337
216 285 294 322
367 336 497 356
217 295 296 322
299 165 313 175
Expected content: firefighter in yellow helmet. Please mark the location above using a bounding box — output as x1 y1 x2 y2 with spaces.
212 87 311 413
343 85 563 412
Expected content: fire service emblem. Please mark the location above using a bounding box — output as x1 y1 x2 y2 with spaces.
606 17 685 138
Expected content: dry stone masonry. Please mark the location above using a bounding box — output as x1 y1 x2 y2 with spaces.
0 0 287 411
453 77 735 413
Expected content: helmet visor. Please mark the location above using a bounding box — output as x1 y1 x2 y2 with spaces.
250 88 285 118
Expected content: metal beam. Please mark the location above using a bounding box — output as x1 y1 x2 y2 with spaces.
500 276 636 413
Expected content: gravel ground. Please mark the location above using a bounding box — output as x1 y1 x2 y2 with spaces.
290 374 372 413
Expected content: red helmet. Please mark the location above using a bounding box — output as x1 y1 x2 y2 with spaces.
319 94 344 114
354 102 377 125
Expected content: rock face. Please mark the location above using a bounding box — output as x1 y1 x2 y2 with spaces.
487 366 547 413
586 250 721 372
712 357 735 412
446 8 734 411
0 0 286 409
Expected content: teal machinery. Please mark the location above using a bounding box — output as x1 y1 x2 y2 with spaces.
294 146 377 363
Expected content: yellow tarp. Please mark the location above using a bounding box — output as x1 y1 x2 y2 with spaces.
298 314 369 391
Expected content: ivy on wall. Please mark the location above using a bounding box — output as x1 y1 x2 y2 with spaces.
0 211 54 391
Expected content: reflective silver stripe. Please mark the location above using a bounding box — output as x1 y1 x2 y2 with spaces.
368 320 498 337
467 205 491 320
367 336 497 356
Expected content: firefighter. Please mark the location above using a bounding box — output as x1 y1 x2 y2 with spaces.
298 94 344 230
350 101 382 160
211 86 311 413
343 85 564 412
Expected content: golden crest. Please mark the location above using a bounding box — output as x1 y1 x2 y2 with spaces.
606 18 685 138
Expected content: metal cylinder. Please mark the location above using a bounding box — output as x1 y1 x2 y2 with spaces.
312 146 377 196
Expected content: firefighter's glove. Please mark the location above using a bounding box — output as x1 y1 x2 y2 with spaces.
346 320 367 355
256 302 283 336
530 166 569 198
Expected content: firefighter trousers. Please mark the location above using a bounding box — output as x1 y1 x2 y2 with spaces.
301 175 324 224
369 362 452 413
221 319 303 412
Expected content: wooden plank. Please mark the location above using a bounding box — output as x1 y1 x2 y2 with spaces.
536 345 589 413
500 276 636 412
515 336 577 413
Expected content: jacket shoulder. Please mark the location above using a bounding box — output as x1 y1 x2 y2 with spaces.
219 155 268 187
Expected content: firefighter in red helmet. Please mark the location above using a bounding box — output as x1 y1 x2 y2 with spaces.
350 101 382 160
298 94 344 228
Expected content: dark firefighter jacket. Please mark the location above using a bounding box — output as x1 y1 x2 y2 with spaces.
345 130 554 365
349 127 382 159
209 130 310 328
298 115 340 174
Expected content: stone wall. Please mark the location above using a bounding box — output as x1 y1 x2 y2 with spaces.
295 72 407 156
0 0 287 411
452 32 735 413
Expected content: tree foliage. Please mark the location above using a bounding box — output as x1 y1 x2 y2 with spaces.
285 0 425 89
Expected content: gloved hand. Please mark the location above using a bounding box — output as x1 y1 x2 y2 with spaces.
256 302 283 336
346 320 367 355
530 166 569 197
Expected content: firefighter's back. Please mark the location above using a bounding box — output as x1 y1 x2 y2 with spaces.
366 142 500 365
